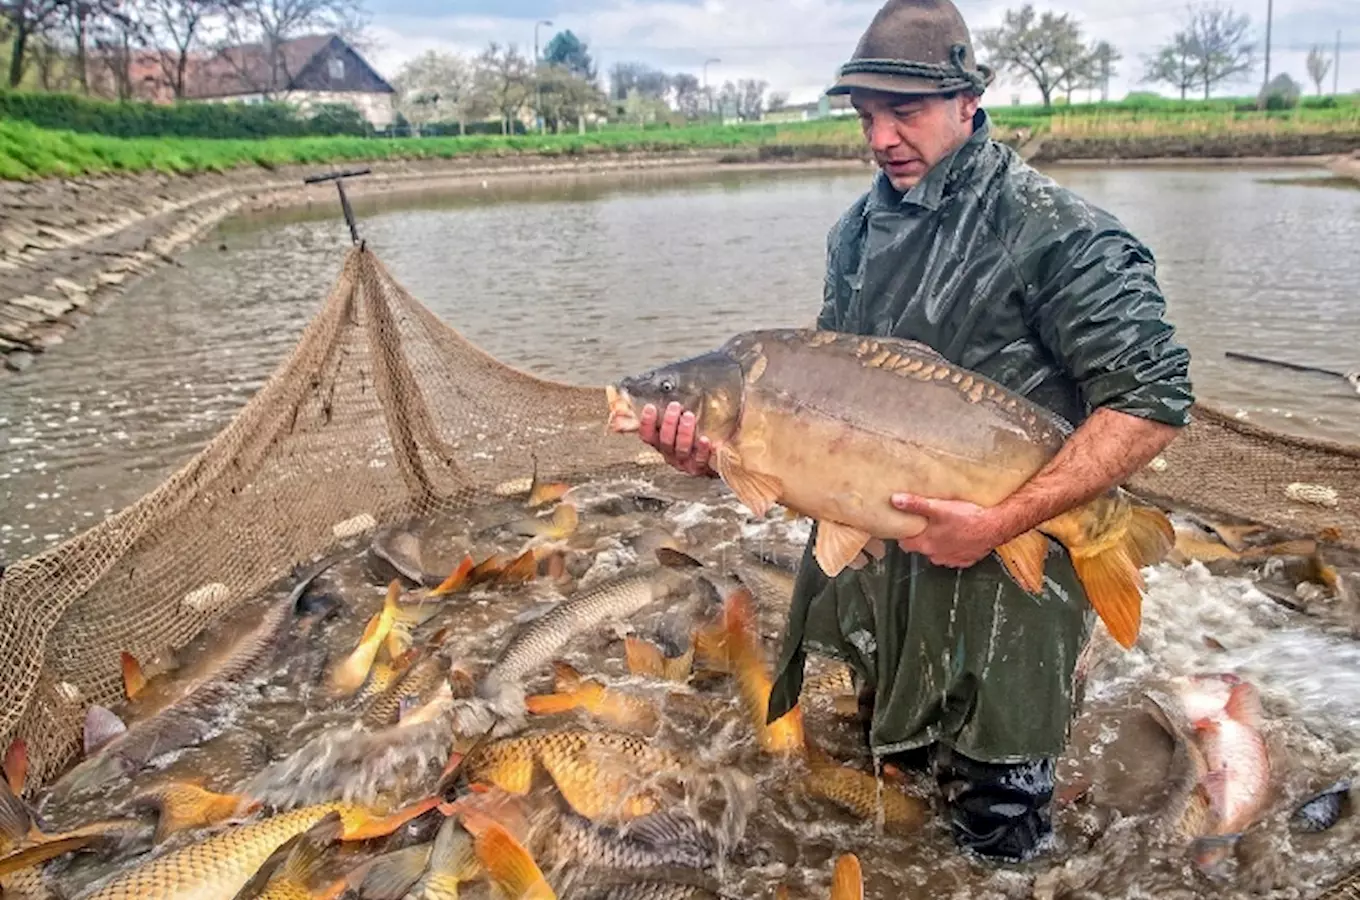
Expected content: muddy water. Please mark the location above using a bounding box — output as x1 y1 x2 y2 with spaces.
2 164 1358 561
22 474 1360 900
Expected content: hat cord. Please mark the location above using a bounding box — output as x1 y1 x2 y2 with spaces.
837 42 990 94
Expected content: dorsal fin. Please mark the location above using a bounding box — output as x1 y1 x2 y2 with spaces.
83 706 127 756
120 652 147 700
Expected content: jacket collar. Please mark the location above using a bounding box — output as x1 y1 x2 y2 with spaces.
866 108 992 214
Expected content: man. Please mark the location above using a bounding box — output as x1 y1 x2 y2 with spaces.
633 0 1194 863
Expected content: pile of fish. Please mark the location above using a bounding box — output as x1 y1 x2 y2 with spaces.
1 330 1357 899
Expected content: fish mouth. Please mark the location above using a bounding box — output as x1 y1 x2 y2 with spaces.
605 385 640 434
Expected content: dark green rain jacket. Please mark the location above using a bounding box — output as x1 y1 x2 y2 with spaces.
766 109 1195 765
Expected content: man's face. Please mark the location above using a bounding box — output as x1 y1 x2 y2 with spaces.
852 90 981 192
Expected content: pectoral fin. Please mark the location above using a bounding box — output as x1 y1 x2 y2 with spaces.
994 530 1050 594
813 521 873 577
714 445 783 518
120 652 147 700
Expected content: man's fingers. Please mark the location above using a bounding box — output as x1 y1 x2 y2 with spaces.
638 404 659 444
891 492 934 518
674 410 698 457
692 436 712 471
658 402 683 451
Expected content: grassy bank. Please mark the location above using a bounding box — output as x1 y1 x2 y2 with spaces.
2 96 1358 180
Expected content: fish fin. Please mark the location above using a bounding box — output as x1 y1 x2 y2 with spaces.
432 555 476 596
1223 682 1265 730
524 691 585 716
714 445 783 519
693 620 731 674
137 782 259 843
775 887 791 900
832 853 864 900
654 547 703 569
499 550 538 585
527 459 570 508
625 636 666 678
83 705 127 755
341 796 441 841
1207 521 1267 552
471 553 508 584
1069 546 1144 650
473 821 555 900
813 521 873 577
1126 505 1177 568
120 652 147 700
430 817 479 880
358 844 435 900
548 503 578 540
551 661 584 693
4 739 28 796
0 834 99 878
994 530 1050 594
282 811 345 883
0 775 30 844
663 646 695 682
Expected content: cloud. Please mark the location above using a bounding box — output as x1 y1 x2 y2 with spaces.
361 0 1360 103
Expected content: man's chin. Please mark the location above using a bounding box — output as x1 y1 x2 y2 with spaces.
880 161 925 191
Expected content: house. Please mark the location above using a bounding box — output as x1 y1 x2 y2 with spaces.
118 34 396 129
763 93 856 123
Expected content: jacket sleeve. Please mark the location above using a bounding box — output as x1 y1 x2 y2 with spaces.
1023 222 1195 428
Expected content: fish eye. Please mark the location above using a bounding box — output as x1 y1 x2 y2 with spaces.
660 379 675 393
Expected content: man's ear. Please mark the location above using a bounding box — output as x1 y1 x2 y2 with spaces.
960 92 981 121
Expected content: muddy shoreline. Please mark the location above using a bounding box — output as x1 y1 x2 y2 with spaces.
2 135 1356 374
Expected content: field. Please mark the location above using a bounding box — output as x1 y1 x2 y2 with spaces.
1 94 1357 180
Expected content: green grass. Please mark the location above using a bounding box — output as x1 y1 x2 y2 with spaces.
2 93 1358 180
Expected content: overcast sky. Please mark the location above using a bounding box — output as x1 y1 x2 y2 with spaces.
361 0 1358 106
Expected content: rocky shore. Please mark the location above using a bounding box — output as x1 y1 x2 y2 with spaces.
3 135 1357 374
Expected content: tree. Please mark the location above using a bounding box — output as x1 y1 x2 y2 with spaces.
767 90 789 112
735 78 767 120
216 0 367 98
608 61 668 102
542 28 593 81
473 41 530 135
1306 45 1332 96
1258 71 1300 109
534 63 605 132
394 49 475 135
976 4 1098 108
1089 41 1120 102
3 0 70 86
1143 32 1198 99
89 3 148 99
1185 2 1254 99
143 0 227 98
669 71 701 118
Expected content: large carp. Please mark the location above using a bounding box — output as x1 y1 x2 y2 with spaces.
605 329 1175 649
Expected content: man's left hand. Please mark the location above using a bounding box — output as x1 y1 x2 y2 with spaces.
890 493 1011 569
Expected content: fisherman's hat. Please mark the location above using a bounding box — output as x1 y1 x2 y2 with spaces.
828 0 994 98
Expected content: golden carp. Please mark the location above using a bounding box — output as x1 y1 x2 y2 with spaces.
130 781 261 843
330 581 435 698
473 820 555 900
232 811 343 900
460 731 688 823
831 853 864 900
606 329 1177 649
72 798 439 900
362 634 450 730
524 662 660 734
801 745 927 831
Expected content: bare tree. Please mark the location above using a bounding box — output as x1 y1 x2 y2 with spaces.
473 42 530 135
766 90 789 112
2 0 69 86
144 0 228 97
735 78 767 120
669 71 701 118
609 61 668 102
90 3 148 99
1143 32 1198 98
216 0 366 98
977 4 1097 108
1306 45 1332 96
1184 2 1254 99
393 50 474 135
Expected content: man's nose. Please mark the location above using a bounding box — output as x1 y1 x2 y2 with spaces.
864 115 901 152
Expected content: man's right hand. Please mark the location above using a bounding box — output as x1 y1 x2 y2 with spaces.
638 402 718 478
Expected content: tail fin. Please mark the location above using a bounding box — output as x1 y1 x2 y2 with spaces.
831 853 864 900
474 821 556 899
281 812 344 883
432 556 476 596
4 739 27 795
120 652 147 700
499 550 538 585
625 637 666 678
1127 505 1177 568
354 844 432 900
1070 545 1145 649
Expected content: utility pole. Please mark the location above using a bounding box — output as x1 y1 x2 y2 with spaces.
1336 30 1343 95
1262 0 1273 90
534 19 552 134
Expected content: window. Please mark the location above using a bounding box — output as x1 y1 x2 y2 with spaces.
328 58 345 81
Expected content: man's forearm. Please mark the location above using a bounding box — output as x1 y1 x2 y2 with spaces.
990 407 1181 540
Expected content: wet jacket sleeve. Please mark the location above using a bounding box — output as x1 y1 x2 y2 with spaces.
1024 225 1194 428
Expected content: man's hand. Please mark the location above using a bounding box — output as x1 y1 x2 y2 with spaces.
638 402 719 478
889 494 1011 569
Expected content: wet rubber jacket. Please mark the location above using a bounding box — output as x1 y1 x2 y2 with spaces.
766 109 1194 765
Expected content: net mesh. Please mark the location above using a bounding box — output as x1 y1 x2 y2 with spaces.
1 244 1356 792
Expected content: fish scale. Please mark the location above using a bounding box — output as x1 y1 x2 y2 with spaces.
73 804 359 900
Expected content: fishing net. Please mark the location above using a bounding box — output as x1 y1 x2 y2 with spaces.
0 243 1356 792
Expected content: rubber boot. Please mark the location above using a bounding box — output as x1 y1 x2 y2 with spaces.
934 746 1055 862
